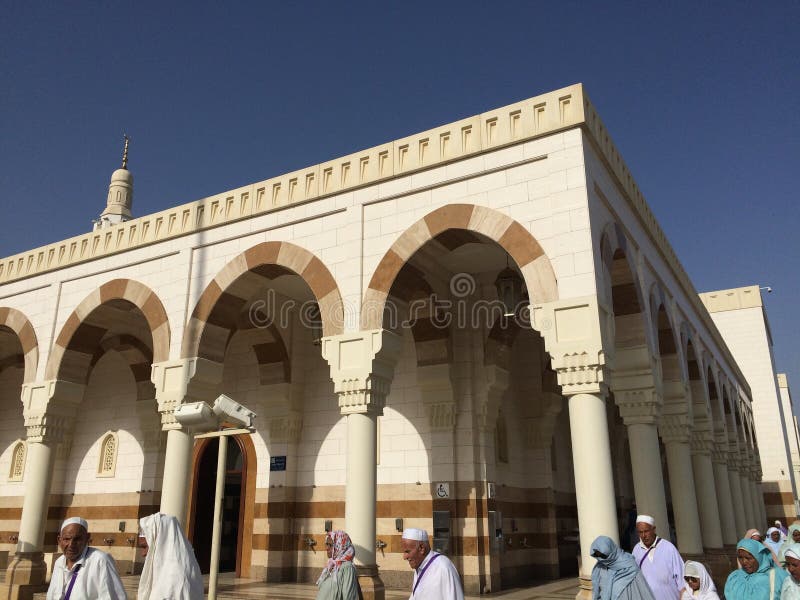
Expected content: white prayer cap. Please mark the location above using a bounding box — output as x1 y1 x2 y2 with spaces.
60 517 88 532
786 547 800 561
636 515 655 526
402 528 428 542
749 530 762 539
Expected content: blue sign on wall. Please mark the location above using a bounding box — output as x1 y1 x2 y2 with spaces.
270 456 287 471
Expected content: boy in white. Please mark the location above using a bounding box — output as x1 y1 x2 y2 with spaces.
46 517 126 600
401 527 464 600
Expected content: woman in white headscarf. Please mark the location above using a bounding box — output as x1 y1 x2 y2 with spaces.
137 512 204 600
781 543 800 599
680 560 719 600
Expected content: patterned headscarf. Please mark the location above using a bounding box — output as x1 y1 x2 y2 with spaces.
316 530 356 585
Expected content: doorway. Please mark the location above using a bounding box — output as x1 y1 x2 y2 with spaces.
189 435 249 574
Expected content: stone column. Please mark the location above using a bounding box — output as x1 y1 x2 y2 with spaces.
152 358 223 526
616 390 670 538
660 415 703 555
532 296 617 599
739 462 756 528
1 380 84 600
751 479 763 525
711 434 739 546
689 429 723 549
568 392 619 590
728 465 748 536
322 329 401 600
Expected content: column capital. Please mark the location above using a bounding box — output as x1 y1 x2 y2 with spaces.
615 388 662 425
659 414 692 444
151 357 223 429
322 329 401 416
531 296 609 397
21 380 85 443
690 428 714 456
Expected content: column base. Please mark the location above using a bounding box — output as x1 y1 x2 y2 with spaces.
356 564 385 600
0 552 50 600
575 575 592 600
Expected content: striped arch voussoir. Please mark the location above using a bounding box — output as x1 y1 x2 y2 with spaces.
183 242 343 359
0 307 39 383
362 204 558 330
46 279 170 380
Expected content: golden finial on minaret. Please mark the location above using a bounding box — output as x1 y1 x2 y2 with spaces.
121 134 130 169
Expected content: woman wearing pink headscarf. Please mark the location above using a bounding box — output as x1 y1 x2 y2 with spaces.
316 530 360 600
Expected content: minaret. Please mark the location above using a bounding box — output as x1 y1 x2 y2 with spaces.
94 134 134 230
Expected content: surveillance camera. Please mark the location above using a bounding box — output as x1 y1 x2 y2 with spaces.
213 394 256 429
174 401 218 429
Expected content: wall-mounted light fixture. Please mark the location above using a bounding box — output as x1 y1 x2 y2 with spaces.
395 518 404 532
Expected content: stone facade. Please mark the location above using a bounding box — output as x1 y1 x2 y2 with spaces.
0 84 767 599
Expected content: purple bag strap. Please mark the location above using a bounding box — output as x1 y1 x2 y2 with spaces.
64 564 82 600
637 537 660 569
412 553 442 595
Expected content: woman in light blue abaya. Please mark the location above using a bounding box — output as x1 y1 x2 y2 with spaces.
725 537 787 600
590 536 656 600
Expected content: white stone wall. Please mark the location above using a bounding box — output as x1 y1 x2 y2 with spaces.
54 352 150 495
0 366 26 496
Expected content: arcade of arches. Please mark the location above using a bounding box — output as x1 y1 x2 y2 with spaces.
0 84 774 600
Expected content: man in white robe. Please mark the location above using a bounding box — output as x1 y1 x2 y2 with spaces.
401 527 464 600
46 517 126 600
631 514 684 600
136 512 204 600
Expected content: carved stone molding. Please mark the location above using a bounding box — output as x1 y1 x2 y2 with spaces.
531 296 608 397
417 363 456 432
476 364 510 431
151 357 223 429
690 428 714 456
659 414 692 444
321 329 402 416
268 411 303 444
615 387 662 426
552 351 608 397
21 380 86 444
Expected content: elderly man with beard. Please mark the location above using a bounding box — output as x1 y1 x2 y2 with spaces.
401 528 464 600
46 517 126 600
632 515 684 600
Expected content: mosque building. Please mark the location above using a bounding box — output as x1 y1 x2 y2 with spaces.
0 83 795 599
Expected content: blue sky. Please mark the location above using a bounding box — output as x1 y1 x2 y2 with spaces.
2 2 798 405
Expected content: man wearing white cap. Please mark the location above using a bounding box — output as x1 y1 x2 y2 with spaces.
631 514 683 600
46 517 126 600
401 527 464 600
